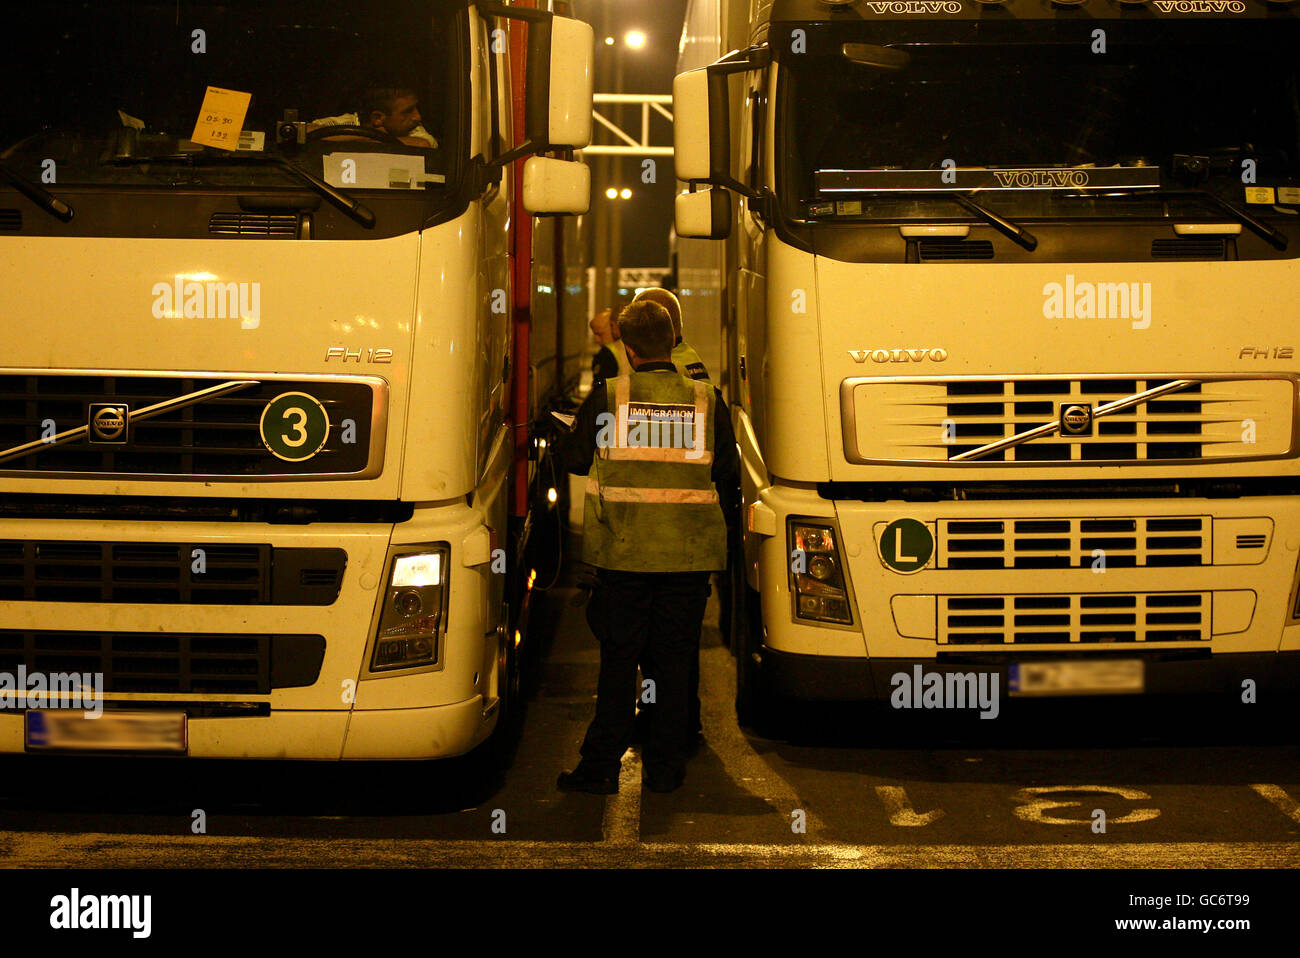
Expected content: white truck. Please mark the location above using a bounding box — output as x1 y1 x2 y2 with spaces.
674 0 1300 726
0 0 593 763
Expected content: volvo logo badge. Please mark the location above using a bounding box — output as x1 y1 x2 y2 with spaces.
1060 403 1094 436
89 404 129 444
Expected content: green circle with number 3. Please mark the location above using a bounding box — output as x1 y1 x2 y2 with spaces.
880 518 933 573
259 392 330 461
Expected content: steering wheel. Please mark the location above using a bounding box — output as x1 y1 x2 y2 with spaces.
305 124 405 146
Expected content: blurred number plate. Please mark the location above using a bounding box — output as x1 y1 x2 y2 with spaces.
1009 660 1144 696
26 711 187 752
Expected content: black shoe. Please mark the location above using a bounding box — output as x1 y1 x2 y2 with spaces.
556 767 618 794
643 768 684 793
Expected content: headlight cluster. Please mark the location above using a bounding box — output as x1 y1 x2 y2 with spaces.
790 522 853 624
371 548 449 671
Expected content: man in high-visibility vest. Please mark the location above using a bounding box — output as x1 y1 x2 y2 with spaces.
633 287 710 382
629 287 712 748
556 300 736 794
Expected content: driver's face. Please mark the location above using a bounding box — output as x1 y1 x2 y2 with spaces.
372 95 422 136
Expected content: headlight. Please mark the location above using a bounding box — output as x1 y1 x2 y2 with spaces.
790 521 853 624
371 547 449 671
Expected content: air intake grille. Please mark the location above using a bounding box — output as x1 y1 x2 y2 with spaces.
208 212 298 237
940 593 1209 646
1151 237 1227 259
845 376 1295 465
939 516 1209 569
0 209 21 232
0 631 326 693
0 541 345 605
918 239 995 261
0 374 378 477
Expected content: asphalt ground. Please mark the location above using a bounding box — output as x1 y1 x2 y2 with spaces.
1 575 1299 869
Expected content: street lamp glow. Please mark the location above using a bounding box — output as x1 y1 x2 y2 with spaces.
624 30 647 49
620 188 632 200
605 187 619 200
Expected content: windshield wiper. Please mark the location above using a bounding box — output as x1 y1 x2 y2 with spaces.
820 189 1037 250
0 158 74 222
106 152 375 229
1064 186 1288 251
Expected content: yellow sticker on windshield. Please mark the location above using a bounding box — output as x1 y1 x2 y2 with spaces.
1244 187 1276 205
191 86 251 151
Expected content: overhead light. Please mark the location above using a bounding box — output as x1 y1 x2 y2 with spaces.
605 187 618 200
625 30 647 49
604 36 615 46
620 188 632 200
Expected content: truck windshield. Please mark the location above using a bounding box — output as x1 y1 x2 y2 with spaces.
777 20 1300 224
0 0 459 192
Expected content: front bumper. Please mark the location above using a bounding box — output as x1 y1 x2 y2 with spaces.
758 646 1300 702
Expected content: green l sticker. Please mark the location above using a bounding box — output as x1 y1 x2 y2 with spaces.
880 518 933 573
260 392 330 462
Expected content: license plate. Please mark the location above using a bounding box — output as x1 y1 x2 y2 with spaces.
26 710 187 753
1009 660 1144 696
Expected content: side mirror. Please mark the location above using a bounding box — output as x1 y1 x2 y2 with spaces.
521 15 593 150
481 4 593 161
673 68 714 183
523 156 590 215
542 17 594 148
675 188 731 240
672 47 766 236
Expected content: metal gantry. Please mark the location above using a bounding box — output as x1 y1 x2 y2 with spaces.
586 94 674 156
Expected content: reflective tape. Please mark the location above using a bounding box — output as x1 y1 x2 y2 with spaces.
599 376 712 463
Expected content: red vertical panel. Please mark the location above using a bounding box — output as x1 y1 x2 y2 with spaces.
509 0 537 517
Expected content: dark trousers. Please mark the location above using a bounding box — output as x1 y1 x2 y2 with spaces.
579 568 711 779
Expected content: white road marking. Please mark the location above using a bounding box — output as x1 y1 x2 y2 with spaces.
875 786 945 827
1 831 1297 868
1011 786 1160 826
602 748 642 845
1250 784 1300 824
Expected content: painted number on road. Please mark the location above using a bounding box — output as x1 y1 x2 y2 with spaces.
1011 785 1159 826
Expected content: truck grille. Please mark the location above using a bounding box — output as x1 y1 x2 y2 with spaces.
939 516 1209 569
844 376 1295 465
0 373 382 478
0 631 326 694
940 592 1210 646
0 541 345 605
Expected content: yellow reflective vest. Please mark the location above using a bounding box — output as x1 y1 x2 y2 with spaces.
582 370 727 572
671 341 710 382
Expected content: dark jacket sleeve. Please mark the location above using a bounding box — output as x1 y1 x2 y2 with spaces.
556 383 606 476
